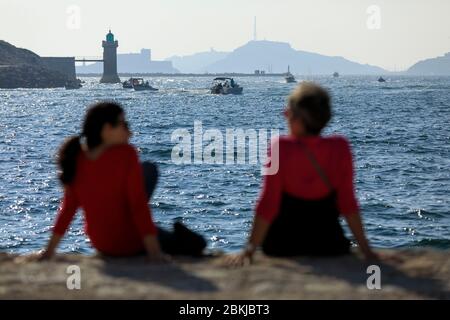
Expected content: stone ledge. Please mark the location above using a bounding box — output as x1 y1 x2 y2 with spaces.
0 249 449 299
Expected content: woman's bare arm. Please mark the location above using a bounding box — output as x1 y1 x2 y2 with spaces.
228 215 271 266
39 233 63 260
247 216 271 251
344 213 378 261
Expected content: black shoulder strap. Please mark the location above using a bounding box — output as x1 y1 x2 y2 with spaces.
297 141 334 192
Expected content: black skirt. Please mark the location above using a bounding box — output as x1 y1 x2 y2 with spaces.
262 192 350 257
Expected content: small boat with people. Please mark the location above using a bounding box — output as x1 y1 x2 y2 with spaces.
210 77 243 95
123 78 158 91
284 66 296 83
122 78 133 89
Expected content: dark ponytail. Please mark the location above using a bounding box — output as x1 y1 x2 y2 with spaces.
58 136 82 185
57 101 124 185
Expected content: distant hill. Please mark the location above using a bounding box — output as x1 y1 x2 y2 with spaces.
407 53 450 75
204 40 386 75
166 49 229 73
0 40 67 88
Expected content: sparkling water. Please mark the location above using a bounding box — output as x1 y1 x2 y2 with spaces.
1 75 449 254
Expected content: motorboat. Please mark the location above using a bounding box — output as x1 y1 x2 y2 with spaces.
122 78 133 89
210 77 243 95
131 78 158 91
284 66 296 83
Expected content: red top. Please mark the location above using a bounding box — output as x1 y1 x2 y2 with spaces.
53 144 157 256
256 135 359 223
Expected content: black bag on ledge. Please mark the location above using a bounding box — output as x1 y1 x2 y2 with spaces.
157 220 207 257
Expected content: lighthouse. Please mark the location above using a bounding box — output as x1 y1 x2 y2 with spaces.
100 30 121 83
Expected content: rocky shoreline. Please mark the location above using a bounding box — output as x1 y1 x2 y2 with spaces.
1 248 449 299
0 40 67 88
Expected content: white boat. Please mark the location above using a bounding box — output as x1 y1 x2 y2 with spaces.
122 78 133 89
284 66 296 83
131 78 158 91
210 77 243 95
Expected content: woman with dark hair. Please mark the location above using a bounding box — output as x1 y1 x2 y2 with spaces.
39 102 206 261
230 82 377 264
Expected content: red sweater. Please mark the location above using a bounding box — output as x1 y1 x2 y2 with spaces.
53 144 157 256
256 135 359 223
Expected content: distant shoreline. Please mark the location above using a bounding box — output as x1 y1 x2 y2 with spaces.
77 73 286 78
74 72 450 78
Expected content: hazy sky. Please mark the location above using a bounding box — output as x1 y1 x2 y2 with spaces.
1 0 449 71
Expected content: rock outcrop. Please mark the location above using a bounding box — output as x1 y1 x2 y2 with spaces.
0 40 67 88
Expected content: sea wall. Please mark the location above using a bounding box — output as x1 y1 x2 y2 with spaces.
41 57 77 81
0 64 67 89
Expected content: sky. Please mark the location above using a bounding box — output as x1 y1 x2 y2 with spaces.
0 0 449 71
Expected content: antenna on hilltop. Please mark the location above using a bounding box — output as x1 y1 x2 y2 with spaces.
253 16 257 41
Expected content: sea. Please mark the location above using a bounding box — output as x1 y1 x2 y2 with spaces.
0 75 449 254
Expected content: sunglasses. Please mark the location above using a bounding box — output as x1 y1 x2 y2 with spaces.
117 119 130 130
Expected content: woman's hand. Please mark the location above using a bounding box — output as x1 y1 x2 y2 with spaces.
226 243 256 267
226 250 253 267
143 234 171 264
146 251 171 264
225 216 268 268
37 249 55 261
344 213 380 263
33 233 62 262
362 248 380 263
